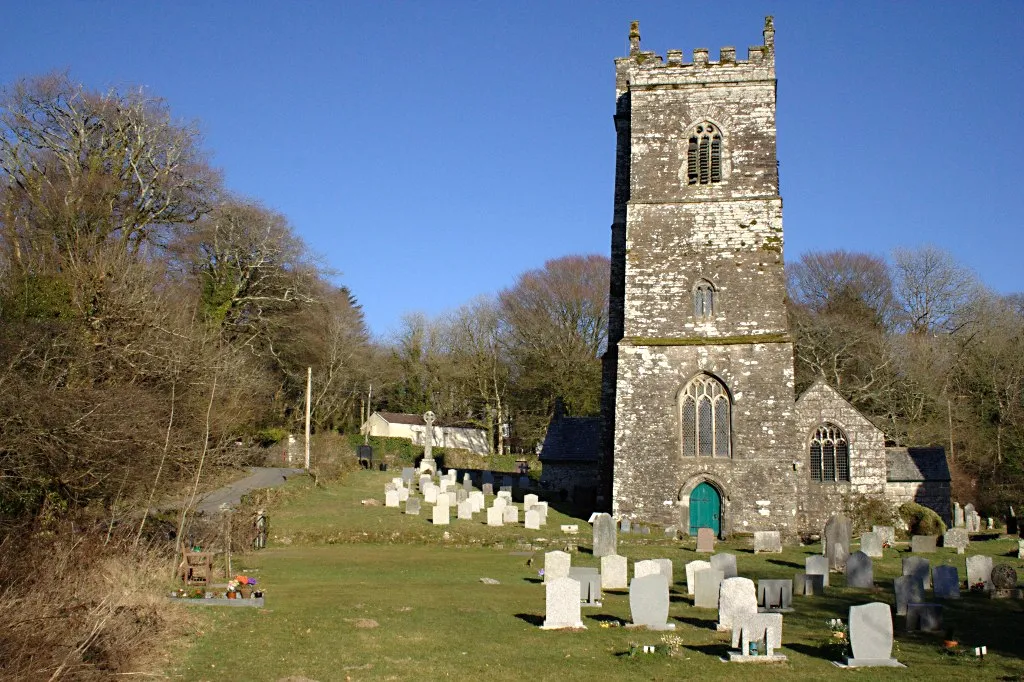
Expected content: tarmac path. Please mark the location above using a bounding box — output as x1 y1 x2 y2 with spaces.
193 467 304 514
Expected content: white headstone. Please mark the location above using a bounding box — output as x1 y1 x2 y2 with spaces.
717 577 758 631
525 509 541 530
629 573 675 630
966 555 993 591
432 503 449 525
544 550 571 583
685 560 711 596
542 577 584 629
457 500 473 520
385 490 399 507
633 559 661 580
524 493 539 508
502 504 519 524
600 554 628 590
486 506 503 527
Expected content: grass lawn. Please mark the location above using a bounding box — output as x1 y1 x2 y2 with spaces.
171 470 1024 681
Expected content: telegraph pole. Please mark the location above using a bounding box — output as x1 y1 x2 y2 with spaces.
304 367 312 470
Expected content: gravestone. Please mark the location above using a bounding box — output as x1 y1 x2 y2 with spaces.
456 489 468 504
943 527 969 554
568 567 602 606
457 500 473 520
620 518 632 534
397 487 409 503
846 551 874 589
824 514 852 572
438 480 451 494
492 496 507 511
906 603 943 632
729 612 784 662
801 573 825 596
717 577 758 631
402 467 415 485
1006 514 1018 536
792 572 807 596
541 577 584 629
894 575 924 616
633 559 661 580
486 506 503 527
482 483 494 496
601 554 628 590
902 556 931 590
753 531 782 554
418 474 431 490
910 535 937 553
696 527 716 553
694 568 725 609
653 559 673 584
757 579 793 611
805 555 830 587
497 489 513 500
991 564 1018 597
685 560 711 596
435 492 451 509
954 502 964 528
710 553 738 579
469 490 485 513
628 573 674 630
544 551 571 583
524 493 539 508
423 486 438 504
432 503 449 525
502 504 519 525
932 565 961 599
640 525 651 535
419 411 437 473
872 525 895 546
860 532 883 558
964 503 979 532
405 497 421 515
525 509 541 530
966 555 993 591
591 513 617 558
385 489 399 507
844 602 901 667
1019 538 1024 559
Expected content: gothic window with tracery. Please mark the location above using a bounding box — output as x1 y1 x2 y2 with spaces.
687 122 723 185
680 375 731 458
694 280 716 319
810 424 850 482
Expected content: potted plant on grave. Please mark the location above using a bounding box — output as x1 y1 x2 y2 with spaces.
234 575 256 598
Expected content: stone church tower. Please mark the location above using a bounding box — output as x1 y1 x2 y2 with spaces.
600 17 804 536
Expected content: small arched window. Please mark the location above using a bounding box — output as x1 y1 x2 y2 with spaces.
694 280 716 319
680 375 731 458
687 122 723 185
810 424 850 482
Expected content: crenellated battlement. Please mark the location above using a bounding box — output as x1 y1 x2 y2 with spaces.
618 17 775 87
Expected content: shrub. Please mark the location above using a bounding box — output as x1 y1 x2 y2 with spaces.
899 502 947 536
845 495 898 533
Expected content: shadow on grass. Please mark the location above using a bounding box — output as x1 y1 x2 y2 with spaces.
683 643 729 658
514 613 544 626
768 558 802 569
577 546 593 556
588 614 624 624
522 577 542 584
669 594 693 605
674 615 717 630
786 642 835 661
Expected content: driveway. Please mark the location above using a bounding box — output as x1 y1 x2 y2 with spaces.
194 467 305 514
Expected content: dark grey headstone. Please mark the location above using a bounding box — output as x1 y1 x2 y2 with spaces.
824 514 852 572
910 535 937 553
902 556 931 590
401 467 415 485
405 497 421 515
906 603 943 632
894 575 924 615
804 574 825 596
591 513 617 558
757 579 792 610
568 567 602 606
629 573 674 630
845 602 899 666
846 551 873 589
792 572 807 596
932 565 961 599
710 553 737 579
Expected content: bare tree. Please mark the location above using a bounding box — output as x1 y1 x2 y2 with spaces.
892 245 982 335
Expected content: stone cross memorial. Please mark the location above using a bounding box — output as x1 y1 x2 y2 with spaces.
943 527 969 554
419 410 437 473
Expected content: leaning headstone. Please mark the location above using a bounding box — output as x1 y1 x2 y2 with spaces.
902 556 931 590
943 527 969 554
385 489 399 507
541 577 584 629
729 612 785 662
910 535 937 553
872 525 895 546
405 497 421 515
502 504 519 525
486 506 503 527
633 559 661 580
525 509 541 530
966 555 993 591
694 568 725 609
753 530 783 554
894 576 924 616
568 567 602 606
628 573 674 630
601 554 628 590
695 527 716 553
457 500 473 520
932 565 961 599
757 579 793 611
591 513 617 558
710 553 738 579
685 560 711 596
846 551 874 589
544 551 571 584
860 532 883 558
806 555 830 587
843 602 901 667
906 603 943 632
717 577 758 632
432 503 449 525
824 514 853 572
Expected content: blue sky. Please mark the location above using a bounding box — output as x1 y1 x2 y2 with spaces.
3 2 1022 338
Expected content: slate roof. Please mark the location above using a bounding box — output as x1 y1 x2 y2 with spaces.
886 447 951 482
539 416 601 463
375 412 426 426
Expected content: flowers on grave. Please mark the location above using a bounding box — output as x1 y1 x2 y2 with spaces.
822 618 850 658
969 581 986 592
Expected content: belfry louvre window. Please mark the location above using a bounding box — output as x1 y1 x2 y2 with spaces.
810 424 850 482
687 123 722 185
694 280 716 319
680 375 731 458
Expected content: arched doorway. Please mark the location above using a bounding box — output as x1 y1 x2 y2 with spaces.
689 482 721 536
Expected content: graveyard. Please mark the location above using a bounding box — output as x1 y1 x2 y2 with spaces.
172 468 1024 680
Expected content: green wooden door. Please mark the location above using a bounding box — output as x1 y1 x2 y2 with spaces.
689 482 721 536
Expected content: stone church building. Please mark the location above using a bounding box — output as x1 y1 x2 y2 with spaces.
540 17 950 537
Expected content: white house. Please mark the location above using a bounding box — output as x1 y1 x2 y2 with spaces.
360 412 490 456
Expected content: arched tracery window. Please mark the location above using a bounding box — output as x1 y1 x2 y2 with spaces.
810 424 850 482
687 122 722 185
680 375 731 458
694 279 716 319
